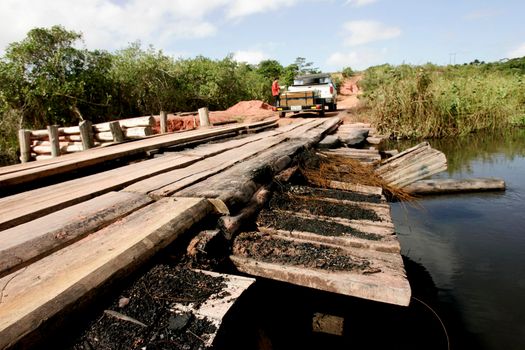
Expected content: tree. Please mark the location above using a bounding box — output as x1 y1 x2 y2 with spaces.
256 60 283 80
293 57 321 75
0 25 113 127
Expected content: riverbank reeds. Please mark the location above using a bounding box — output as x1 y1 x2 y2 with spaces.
360 62 525 139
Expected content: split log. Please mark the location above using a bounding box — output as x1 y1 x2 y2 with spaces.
198 107 211 128
0 191 152 278
93 116 155 132
404 178 506 195
124 126 154 139
0 197 212 349
79 120 94 150
47 125 60 157
218 186 271 240
318 135 340 149
18 130 31 163
376 142 447 188
109 121 125 142
94 127 154 141
159 110 167 134
337 129 369 146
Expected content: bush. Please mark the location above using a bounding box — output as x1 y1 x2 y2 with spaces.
360 62 525 138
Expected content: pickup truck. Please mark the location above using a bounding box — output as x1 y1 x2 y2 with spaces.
274 73 337 117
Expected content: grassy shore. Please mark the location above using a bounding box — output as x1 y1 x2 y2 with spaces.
359 59 525 139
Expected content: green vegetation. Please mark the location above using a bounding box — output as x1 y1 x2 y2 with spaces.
0 26 315 166
360 60 525 139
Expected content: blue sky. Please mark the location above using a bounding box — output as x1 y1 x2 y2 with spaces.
1 0 524 71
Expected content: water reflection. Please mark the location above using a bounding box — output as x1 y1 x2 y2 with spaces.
390 127 525 350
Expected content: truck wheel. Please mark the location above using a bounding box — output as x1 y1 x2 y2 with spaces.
319 109 325 117
279 112 286 118
334 103 338 111
328 103 335 111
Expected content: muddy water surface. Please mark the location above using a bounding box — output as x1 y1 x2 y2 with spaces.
389 128 525 350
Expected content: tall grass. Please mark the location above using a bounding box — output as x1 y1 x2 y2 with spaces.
360 63 525 138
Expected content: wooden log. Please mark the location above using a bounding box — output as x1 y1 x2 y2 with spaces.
160 110 167 134
318 135 340 149
404 178 506 195
0 191 152 278
79 120 94 150
125 119 322 197
34 155 54 161
46 125 60 158
0 197 212 349
18 130 31 163
93 116 155 132
218 186 271 240
198 107 211 128
109 121 125 142
124 126 153 139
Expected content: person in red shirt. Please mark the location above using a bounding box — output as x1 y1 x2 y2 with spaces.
272 78 280 106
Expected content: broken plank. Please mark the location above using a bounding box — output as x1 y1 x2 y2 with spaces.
319 180 384 196
404 177 506 195
231 232 410 306
0 191 152 278
0 197 212 349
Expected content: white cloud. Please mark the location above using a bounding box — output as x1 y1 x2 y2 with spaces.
342 20 401 46
0 0 231 53
226 0 299 18
508 43 525 59
326 48 387 70
345 0 377 7
233 50 268 64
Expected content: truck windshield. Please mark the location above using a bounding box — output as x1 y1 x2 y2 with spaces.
293 77 331 86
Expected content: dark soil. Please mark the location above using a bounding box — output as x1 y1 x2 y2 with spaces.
71 265 226 350
233 232 372 272
269 192 382 222
257 209 383 241
284 184 382 203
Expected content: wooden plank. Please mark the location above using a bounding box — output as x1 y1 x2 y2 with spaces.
0 154 200 230
404 177 506 195
128 119 325 197
0 119 277 188
320 180 383 196
0 197 212 349
0 121 308 230
0 191 152 278
176 118 341 210
230 233 410 306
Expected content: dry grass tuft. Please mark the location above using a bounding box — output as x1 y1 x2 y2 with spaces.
299 151 415 202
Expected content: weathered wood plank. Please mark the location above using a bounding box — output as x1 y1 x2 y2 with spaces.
0 119 277 188
176 118 341 210
131 120 326 197
404 177 506 195
0 197 212 349
0 191 152 278
230 233 410 306
0 154 200 230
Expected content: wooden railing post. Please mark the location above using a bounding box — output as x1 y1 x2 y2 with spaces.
79 120 94 150
109 121 125 142
47 125 60 158
160 111 167 134
18 129 31 163
198 107 211 128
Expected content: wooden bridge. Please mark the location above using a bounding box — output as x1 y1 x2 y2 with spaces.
0 116 412 348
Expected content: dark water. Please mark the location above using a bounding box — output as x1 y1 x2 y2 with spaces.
390 128 525 350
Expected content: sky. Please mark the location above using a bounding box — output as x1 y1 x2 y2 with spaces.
0 0 524 71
